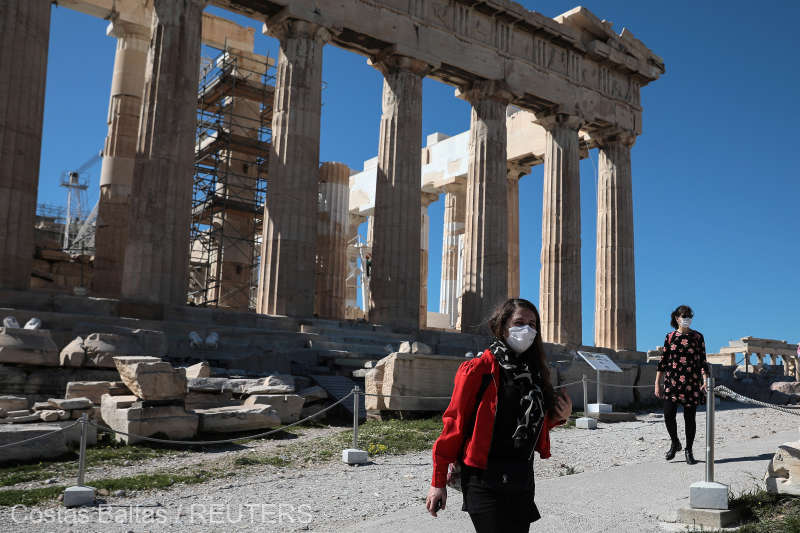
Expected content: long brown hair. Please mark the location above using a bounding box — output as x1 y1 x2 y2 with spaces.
488 298 556 415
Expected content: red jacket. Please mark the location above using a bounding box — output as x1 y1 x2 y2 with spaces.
431 348 561 488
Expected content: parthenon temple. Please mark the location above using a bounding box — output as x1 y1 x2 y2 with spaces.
0 0 665 360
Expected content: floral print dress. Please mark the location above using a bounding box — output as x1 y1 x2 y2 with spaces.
657 330 707 407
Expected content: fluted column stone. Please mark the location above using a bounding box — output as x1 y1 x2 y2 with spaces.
0 0 51 289
459 81 511 333
257 19 330 317
368 56 429 330
315 162 350 319
419 193 436 329
506 163 528 299
595 133 636 350
121 0 205 305
94 21 150 297
439 184 466 328
539 114 583 345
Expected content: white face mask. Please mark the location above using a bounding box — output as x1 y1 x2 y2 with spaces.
678 317 692 329
505 325 537 353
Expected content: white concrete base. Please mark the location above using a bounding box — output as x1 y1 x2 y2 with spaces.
678 507 739 528
690 481 729 510
342 448 368 465
576 417 597 429
587 403 612 414
63 486 95 507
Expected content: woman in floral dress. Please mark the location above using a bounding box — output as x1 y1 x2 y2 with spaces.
654 305 708 465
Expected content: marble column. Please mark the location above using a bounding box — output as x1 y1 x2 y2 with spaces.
121 0 205 305
257 19 329 317
419 194 436 329
94 21 150 297
594 133 637 350
368 56 428 330
506 163 528 299
315 162 350 319
0 0 51 289
345 213 365 317
459 81 511 333
538 114 583 345
439 184 466 329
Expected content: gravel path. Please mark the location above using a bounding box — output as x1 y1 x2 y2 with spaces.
1 401 792 532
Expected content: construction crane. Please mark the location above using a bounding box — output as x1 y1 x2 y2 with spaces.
60 151 102 252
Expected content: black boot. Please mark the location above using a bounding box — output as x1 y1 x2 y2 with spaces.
685 449 697 465
665 440 682 460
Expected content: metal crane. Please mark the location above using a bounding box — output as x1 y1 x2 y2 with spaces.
60 151 102 251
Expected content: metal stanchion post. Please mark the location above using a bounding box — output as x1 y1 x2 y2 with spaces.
64 413 95 507
576 374 596 429
77 412 88 486
353 386 360 449
705 376 715 483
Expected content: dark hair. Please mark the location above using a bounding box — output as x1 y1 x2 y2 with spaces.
488 298 556 416
670 305 694 329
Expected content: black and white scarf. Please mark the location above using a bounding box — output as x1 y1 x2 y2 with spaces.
489 339 545 450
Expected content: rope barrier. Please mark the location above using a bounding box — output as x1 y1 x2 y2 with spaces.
554 379 583 390
584 379 654 389
88 391 354 446
713 385 800 416
361 393 452 400
0 420 81 449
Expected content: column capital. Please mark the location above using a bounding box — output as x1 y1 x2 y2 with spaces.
507 161 531 181
106 20 151 42
368 53 434 78
455 79 514 105
421 191 439 207
592 129 637 149
263 17 332 44
535 112 583 131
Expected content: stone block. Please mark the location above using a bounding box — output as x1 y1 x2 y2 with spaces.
39 410 62 422
244 394 305 423
342 448 368 464
59 337 86 367
184 391 237 410
298 385 328 402
0 327 59 366
365 353 463 411
7 409 32 417
0 396 29 411
187 377 229 393
0 408 5 418
690 481 729 510
677 507 739 529
83 333 144 368
64 486 96 508
587 403 612 414
635 364 659 404
48 397 93 410
70 407 95 420
33 401 51 411
65 381 128 404
765 439 800 495
575 417 597 429
185 361 211 379
100 395 198 444
196 406 280 433
114 357 187 401
0 424 69 463
10 413 41 423
245 374 295 394
412 341 433 354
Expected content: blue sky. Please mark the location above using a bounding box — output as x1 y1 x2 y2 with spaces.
38 1 799 355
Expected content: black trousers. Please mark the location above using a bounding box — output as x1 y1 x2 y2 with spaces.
663 399 697 450
462 465 538 533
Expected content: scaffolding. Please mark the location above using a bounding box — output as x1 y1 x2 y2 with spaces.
189 47 275 310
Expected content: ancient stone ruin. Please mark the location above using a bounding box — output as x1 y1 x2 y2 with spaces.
0 0 672 456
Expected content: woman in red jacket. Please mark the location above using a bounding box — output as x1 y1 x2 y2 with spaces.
425 298 572 532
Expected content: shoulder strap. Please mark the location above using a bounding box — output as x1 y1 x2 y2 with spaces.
458 373 492 462
668 331 676 345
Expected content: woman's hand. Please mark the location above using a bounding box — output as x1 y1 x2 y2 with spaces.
654 381 663 399
554 391 572 423
426 486 446 517
700 378 707 393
